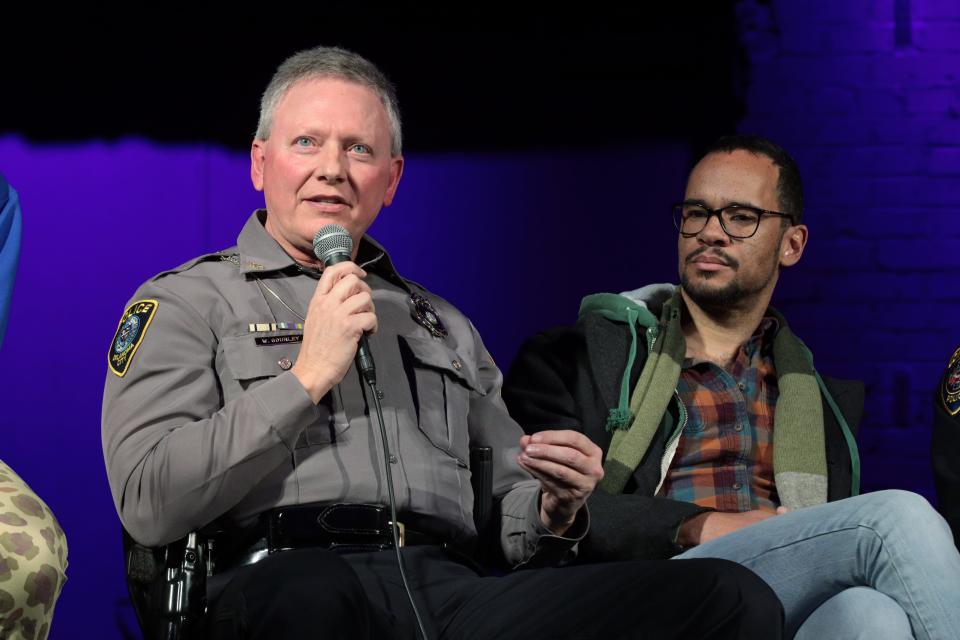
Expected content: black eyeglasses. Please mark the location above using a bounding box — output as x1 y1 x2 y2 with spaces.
672 203 795 239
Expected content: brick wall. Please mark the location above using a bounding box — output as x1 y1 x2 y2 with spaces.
736 0 960 497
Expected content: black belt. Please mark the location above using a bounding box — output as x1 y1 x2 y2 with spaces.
215 503 446 572
269 503 442 551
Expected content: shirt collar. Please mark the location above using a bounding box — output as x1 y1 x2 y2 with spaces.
682 313 780 369
235 209 409 289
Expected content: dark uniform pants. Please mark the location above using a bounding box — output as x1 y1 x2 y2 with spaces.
207 546 783 639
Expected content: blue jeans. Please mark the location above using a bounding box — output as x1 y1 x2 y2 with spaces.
676 490 958 640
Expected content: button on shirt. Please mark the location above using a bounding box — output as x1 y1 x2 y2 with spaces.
657 318 780 513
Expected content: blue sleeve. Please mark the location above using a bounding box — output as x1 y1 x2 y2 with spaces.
0 175 22 347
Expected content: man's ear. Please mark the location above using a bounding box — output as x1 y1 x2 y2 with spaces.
382 155 404 206
250 139 266 192
780 224 808 267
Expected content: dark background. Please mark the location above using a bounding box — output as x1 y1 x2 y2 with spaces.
3 8 743 152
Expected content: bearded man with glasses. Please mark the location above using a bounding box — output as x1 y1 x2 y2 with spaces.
505 135 960 640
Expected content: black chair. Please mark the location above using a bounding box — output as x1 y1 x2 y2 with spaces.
124 446 496 640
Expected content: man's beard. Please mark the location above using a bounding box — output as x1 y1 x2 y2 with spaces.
680 249 777 309
681 272 755 308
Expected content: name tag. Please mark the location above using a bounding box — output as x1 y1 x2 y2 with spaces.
255 334 303 346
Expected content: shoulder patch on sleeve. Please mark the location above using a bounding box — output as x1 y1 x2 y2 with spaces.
109 299 159 377
941 345 960 416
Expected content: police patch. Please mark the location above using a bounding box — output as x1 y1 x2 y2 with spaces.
109 299 158 377
941 345 960 416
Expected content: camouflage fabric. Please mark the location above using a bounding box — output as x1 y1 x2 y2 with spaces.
0 460 67 640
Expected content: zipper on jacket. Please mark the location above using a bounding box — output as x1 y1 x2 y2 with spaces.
646 325 658 351
655 390 688 494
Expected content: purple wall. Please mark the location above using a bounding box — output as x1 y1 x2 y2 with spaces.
736 0 960 496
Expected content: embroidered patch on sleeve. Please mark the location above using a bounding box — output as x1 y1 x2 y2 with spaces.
941 345 960 416
108 299 159 377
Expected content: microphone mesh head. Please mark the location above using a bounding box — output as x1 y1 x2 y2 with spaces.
313 224 354 263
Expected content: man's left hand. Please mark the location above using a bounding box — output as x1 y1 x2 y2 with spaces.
518 430 604 536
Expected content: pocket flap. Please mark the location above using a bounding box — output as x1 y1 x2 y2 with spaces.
400 334 482 394
222 334 303 380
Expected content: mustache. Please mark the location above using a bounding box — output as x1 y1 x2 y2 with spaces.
685 247 739 269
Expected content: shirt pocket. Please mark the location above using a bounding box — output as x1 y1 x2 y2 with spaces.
399 334 482 465
221 334 344 446
222 333 303 382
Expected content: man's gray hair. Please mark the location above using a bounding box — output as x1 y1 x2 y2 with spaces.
255 46 402 156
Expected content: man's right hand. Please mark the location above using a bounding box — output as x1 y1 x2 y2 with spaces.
678 509 782 547
291 261 377 403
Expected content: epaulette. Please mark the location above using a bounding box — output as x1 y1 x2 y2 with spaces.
150 249 240 281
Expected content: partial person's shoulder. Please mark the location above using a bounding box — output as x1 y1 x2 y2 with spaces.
128 246 243 301
512 324 587 372
107 248 242 378
151 246 244 285
0 174 18 218
939 344 960 419
581 284 674 327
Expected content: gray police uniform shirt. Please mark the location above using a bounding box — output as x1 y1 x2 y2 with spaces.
102 210 584 567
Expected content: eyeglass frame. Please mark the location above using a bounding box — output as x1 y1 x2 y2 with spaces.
672 202 797 239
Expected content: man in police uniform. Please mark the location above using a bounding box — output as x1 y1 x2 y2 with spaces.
101 46 782 639
933 345 960 546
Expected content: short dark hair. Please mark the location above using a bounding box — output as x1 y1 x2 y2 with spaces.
699 135 804 223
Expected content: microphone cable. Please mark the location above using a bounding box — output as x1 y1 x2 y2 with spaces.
368 371 431 640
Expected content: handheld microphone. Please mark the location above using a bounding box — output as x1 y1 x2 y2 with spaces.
313 224 376 386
